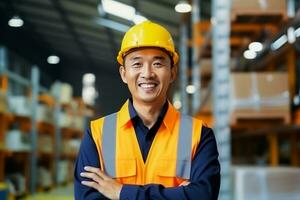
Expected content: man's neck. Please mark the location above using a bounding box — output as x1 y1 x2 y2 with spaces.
132 99 166 129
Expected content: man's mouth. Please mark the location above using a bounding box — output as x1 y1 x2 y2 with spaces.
138 83 158 89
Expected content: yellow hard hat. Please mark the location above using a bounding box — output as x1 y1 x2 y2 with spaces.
117 21 179 65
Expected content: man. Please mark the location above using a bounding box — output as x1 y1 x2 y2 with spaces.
74 21 220 200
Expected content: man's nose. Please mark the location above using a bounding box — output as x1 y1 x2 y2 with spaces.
141 64 154 78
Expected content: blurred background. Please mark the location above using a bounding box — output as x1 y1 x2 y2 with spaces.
0 0 300 200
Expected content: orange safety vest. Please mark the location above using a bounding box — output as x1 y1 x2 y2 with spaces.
90 100 202 187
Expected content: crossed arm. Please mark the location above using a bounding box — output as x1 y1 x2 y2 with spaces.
74 127 220 200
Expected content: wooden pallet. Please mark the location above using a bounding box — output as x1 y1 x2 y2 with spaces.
231 109 291 125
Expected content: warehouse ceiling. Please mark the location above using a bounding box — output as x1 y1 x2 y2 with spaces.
0 0 208 115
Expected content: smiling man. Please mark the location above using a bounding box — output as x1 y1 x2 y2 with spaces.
74 21 220 200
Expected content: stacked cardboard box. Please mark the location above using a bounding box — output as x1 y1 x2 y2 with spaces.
230 72 290 124
231 0 286 18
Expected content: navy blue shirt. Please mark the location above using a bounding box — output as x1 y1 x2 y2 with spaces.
74 100 220 200
129 99 169 162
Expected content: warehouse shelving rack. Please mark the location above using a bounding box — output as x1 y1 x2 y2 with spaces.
0 46 85 197
191 2 300 168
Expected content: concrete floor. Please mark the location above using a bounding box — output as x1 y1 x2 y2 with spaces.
24 184 73 200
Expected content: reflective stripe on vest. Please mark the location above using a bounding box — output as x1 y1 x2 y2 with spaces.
102 113 193 179
102 113 117 177
176 114 193 179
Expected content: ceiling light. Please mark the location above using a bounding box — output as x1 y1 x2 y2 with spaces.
8 15 24 27
295 27 300 38
95 18 129 32
47 55 60 64
287 27 296 43
101 0 135 21
271 35 288 51
133 14 147 25
249 42 263 52
243 50 257 59
175 1 192 13
186 85 196 94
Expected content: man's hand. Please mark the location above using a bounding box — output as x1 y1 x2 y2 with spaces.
179 181 190 186
80 166 123 200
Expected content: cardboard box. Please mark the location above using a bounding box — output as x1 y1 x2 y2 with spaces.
231 72 289 111
0 92 8 113
232 0 286 16
38 135 53 153
230 72 290 123
37 104 54 123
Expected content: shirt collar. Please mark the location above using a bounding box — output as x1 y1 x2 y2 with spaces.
118 98 179 131
128 98 168 121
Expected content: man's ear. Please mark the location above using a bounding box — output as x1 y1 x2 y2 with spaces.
170 64 178 83
119 65 127 84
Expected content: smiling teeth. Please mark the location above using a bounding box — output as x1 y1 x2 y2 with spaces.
140 83 156 88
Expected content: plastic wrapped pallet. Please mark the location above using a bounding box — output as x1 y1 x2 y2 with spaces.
6 173 26 196
57 161 68 184
59 111 72 128
72 115 84 130
51 82 73 104
5 130 31 152
7 96 31 116
37 104 54 123
232 166 300 200
37 167 52 188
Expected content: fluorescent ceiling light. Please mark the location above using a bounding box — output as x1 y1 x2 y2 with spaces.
133 14 147 25
243 50 256 59
186 85 196 94
287 27 296 43
102 0 135 21
287 27 296 44
249 42 263 52
8 16 24 27
295 27 300 38
47 55 60 64
175 1 192 13
271 35 288 51
95 17 130 32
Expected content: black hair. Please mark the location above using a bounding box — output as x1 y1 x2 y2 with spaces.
122 47 174 68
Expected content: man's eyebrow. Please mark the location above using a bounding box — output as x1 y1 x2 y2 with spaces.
130 56 142 61
153 56 166 60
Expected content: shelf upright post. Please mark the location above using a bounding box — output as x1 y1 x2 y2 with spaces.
0 47 8 92
53 82 62 185
30 66 39 193
179 21 189 115
212 0 232 199
191 0 201 115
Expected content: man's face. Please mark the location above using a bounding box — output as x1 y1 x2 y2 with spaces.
119 48 177 105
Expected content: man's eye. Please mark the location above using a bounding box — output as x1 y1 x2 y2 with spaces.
153 62 163 66
132 63 142 67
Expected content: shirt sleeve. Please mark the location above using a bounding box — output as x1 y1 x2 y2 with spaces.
74 128 109 200
120 126 221 200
